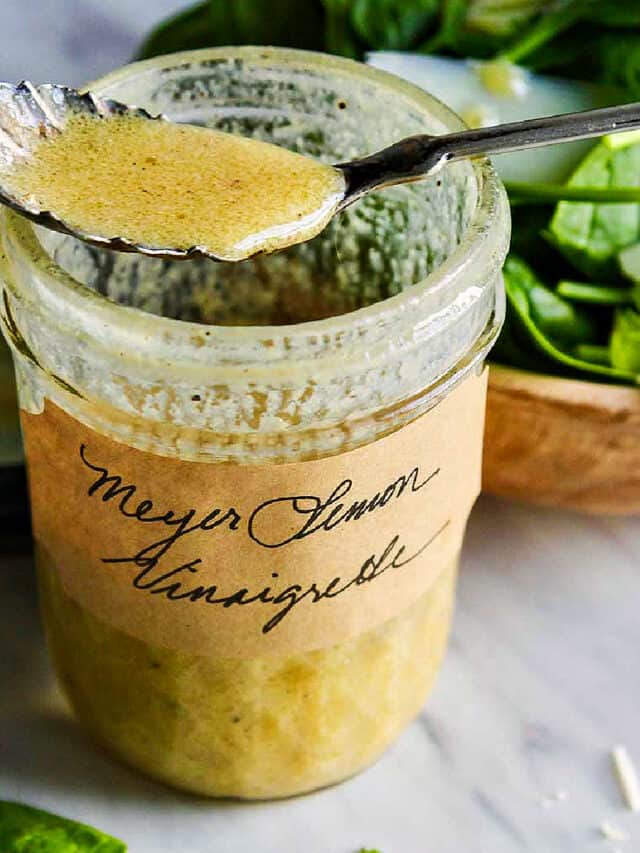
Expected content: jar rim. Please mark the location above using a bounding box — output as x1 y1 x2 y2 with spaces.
1 46 508 368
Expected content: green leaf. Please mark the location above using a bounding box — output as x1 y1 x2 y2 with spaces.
592 32 640 99
506 182 640 205
619 242 640 282
574 343 611 364
586 5 640 27
507 204 580 289
556 280 633 305
422 0 503 55
547 139 640 280
136 2 215 59
350 0 438 50
523 32 591 72
610 307 640 371
0 801 126 853
464 0 553 38
493 255 637 382
322 0 363 57
500 0 586 64
505 256 598 346
424 0 468 47
136 0 326 60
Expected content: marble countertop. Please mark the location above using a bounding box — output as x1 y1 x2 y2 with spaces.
1 2 640 851
3 495 640 853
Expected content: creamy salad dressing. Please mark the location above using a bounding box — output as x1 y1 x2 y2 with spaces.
6 113 345 260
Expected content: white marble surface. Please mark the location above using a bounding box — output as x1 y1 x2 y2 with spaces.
1 2 640 851
2 496 640 853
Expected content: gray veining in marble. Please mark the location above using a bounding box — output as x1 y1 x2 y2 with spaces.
1 2 640 851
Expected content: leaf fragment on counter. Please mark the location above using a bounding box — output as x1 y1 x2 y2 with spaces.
599 820 630 842
0 801 126 853
611 745 640 812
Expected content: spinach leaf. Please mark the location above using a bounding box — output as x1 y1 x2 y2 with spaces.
508 203 555 267
136 1 216 59
462 0 552 39
506 182 640 205
587 5 640 27
610 308 640 372
0 801 126 853
136 0 326 60
574 343 612 365
351 0 438 50
423 0 474 51
556 280 633 305
547 139 640 279
323 0 363 57
500 1 640 73
504 255 598 346
618 242 640 283
591 32 640 99
423 0 514 56
493 255 637 383
500 0 586 64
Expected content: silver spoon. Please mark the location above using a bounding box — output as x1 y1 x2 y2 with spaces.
2 80 640 262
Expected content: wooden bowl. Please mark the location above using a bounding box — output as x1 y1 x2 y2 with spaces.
483 365 640 515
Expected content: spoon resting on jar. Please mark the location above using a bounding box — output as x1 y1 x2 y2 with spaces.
2 81 640 263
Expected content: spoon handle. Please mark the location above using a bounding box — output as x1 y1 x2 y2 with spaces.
338 102 640 204
442 101 640 160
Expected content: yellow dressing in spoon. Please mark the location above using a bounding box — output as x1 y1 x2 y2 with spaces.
6 113 346 261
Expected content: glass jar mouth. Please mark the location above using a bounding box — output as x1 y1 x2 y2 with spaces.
1 46 508 372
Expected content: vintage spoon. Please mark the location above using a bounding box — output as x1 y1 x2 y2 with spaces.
2 81 640 262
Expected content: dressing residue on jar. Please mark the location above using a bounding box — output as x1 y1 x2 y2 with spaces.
4 112 346 260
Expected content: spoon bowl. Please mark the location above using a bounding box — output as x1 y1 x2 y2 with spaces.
0 81 193 257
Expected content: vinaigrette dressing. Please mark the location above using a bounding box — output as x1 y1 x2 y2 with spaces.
6 113 345 260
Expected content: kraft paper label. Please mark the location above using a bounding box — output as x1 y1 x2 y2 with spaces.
22 370 487 658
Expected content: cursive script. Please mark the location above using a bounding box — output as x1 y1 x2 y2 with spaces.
248 467 440 548
78 443 446 635
80 444 242 569
102 524 449 634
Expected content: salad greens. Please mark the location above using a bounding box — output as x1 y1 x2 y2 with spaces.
496 133 640 384
492 256 637 383
136 0 640 100
0 801 126 853
137 1 640 385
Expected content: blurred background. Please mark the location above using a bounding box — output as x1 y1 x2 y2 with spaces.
2 0 180 84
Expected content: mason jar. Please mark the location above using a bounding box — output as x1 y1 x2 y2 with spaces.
0 46 509 799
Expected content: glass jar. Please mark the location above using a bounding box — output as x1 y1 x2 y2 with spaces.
0 47 509 799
